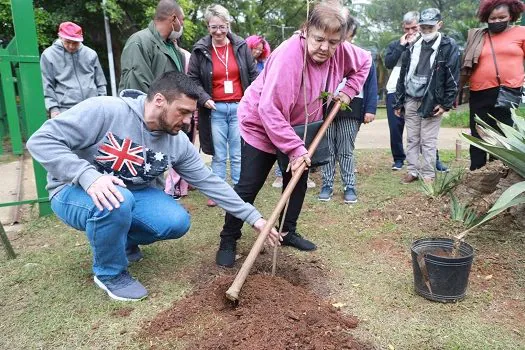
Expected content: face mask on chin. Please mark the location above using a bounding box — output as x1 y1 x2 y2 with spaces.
169 20 184 41
421 31 438 42
488 21 508 34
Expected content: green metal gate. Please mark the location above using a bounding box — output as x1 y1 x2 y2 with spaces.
0 0 52 256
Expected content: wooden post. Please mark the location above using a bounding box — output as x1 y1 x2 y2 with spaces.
0 222 16 259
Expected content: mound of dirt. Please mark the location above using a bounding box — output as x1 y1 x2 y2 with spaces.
142 274 370 350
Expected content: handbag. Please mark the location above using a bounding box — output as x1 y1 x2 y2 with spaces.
277 55 332 168
487 33 522 109
291 120 330 167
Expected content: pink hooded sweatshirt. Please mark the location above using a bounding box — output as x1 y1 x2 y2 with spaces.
238 33 372 161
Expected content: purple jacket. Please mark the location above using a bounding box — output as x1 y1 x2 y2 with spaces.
238 34 371 160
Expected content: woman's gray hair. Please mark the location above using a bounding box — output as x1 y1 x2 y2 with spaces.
204 4 231 24
303 1 347 40
403 11 419 24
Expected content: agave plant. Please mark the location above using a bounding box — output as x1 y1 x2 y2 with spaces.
419 167 465 198
449 194 481 228
458 109 525 239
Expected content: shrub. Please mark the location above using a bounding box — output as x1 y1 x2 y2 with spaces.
442 110 470 128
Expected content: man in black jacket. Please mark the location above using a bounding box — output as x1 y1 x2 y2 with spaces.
384 11 420 171
394 8 460 184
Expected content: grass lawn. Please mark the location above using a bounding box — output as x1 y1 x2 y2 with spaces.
1 149 524 349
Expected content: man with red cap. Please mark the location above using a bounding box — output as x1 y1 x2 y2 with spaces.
40 21 107 118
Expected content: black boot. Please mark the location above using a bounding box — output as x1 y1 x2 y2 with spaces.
215 237 237 267
282 232 316 251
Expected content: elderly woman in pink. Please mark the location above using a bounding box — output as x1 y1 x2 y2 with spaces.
215 2 372 267
245 35 271 73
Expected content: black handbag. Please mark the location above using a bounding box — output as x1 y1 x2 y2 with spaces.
487 33 522 109
494 85 522 109
291 120 330 167
278 57 331 168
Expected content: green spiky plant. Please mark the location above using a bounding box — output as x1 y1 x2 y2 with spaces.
449 194 482 228
455 109 525 245
419 167 465 198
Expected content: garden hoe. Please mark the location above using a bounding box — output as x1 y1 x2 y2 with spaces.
226 101 342 302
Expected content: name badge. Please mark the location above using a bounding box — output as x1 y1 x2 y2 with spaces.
224 80 233 94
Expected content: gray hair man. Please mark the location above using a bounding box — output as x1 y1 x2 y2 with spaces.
383 11 420 171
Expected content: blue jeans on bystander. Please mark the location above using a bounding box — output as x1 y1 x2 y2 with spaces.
386 93 406 164
211 102 241 184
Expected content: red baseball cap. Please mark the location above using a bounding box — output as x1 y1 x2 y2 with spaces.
58 22 84 42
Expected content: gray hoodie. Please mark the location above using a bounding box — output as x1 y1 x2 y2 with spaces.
26 90 262 225
40 39 107 113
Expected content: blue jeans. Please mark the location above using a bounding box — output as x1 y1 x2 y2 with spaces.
51 185 191 280
386 93 405 162
211 102 241 184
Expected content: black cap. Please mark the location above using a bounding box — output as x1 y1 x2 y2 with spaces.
419 8 441 26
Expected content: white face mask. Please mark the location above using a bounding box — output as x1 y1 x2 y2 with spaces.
169 19 183 40
421 31 438 42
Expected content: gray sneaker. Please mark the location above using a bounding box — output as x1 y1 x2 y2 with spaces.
318 186 333 201
343 187 357 204
94 271 148 301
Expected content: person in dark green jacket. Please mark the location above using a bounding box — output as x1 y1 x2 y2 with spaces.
119 0 186 92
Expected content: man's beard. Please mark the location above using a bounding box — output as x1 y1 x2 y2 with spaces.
159 108 179 136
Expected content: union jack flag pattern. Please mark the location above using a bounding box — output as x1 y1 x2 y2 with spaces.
94 132 168 186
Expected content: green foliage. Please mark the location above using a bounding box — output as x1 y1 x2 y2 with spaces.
187 0 308 50
449 194 481 228
419 167 464 198
319 91 350 111
365 0 480 55
2 0 311 90
442 109 469 128
459 109 525 237
0 0 13 43
516 106 525 118
464 110 525 178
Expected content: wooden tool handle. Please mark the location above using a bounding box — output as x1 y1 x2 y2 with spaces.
226 101 342 301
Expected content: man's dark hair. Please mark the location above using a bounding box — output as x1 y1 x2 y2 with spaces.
147 71 200 103
155 0 181 21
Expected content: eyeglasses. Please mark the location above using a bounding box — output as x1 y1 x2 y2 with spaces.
208 25 228 32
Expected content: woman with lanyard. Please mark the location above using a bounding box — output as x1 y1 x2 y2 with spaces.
188 4 257 207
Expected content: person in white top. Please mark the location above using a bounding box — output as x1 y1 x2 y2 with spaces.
383 11 420 171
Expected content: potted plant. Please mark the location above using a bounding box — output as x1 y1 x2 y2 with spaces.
412 109 525 302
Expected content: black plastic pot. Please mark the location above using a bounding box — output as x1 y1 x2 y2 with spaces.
411 238 474 303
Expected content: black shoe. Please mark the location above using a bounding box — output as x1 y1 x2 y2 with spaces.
282 232 316 251
215 237 237 267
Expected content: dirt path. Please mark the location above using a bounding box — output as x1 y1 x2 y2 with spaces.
356 119 469 150
0 157 36 228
